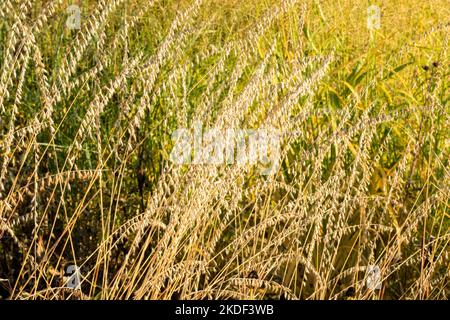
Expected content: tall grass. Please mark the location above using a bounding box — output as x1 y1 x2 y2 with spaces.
0 0 448 299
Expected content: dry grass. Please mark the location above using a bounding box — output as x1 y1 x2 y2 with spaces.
0 0 449 300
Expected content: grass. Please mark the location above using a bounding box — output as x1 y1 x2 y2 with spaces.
0 0 449 300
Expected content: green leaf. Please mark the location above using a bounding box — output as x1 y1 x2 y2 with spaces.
382 61 414 81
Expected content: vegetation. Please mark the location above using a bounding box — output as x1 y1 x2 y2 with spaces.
0 0 448 299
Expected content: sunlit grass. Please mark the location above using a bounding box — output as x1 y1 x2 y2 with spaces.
0 0 448 300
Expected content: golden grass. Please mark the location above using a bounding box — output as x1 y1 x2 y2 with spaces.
0 0 448 300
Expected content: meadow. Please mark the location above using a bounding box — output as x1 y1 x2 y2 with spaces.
0 0 449 299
